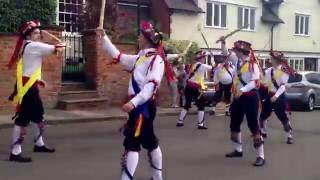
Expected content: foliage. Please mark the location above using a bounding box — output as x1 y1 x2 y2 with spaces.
0 0 56 32
163 39 200 64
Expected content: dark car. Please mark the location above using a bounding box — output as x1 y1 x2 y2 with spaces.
286 71 320 111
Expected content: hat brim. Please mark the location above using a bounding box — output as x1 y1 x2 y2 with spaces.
232 47 250 54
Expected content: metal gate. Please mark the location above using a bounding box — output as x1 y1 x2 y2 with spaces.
62 32 86 82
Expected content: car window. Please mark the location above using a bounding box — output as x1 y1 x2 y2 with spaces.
288 74 302 83
305 73 320 85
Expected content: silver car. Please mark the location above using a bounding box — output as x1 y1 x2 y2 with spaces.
286 71 320 111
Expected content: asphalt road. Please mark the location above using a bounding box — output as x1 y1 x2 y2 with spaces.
0 110 320 180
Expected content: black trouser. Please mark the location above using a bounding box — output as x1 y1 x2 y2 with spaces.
183 84 205 111
212 83 232 106
230 91 260 135
123 100 158 152
14 86 44 127
260 94 291 132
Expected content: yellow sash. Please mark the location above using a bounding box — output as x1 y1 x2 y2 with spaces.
190 64 206 90
13 58 42 105
234 62 249 88
134 55 148 67
268 69 283 91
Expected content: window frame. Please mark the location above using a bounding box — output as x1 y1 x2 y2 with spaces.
289 58 304 72
205 2 228 29
295 13 311 36
56 0 86 33
238 6 256 31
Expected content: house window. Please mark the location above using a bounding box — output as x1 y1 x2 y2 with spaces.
304 58 317 71
289 59 304 72
295 14 310 35
58 0 85 32
206 3 227 28
238 7 255 30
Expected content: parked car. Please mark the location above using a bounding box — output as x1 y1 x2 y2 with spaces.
286 71 320 111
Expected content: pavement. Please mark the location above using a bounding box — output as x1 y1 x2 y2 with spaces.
0 104 226 129
0 110 320 180
0 107 183 128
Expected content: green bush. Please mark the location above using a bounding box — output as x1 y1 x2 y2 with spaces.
164 39 200 64
0 0 56 33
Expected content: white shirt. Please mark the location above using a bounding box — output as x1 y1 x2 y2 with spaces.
188 62 212 84
263 65 289 98
22 40 55 79
234 59 260 93
213 63 235 85
102 35 165 107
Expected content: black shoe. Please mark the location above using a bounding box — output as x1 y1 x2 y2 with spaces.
176 123 184 127
261 133 268 139
225 150 243 158
286 137 294 144
198 126 208 130
209 111 216 116
9 154 32 163
33 145 55 153
253 157 266 167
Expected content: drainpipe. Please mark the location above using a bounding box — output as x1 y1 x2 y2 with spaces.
270 24 276 51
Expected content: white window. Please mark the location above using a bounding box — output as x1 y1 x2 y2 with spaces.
238 7 255 31
58 0 85 32
295 14 310 36
206 3 227 28
289 59 304 72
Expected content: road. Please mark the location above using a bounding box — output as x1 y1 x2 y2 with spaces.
0 110 320 180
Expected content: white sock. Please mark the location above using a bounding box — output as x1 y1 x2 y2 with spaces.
287 131 293 138
149 147 163 180
121 151 139 180
197 111 205 126
256 144 265 159
33 123 45 147
234 133 243 152
178 109 188 123
261 120 268 134
11 125 23 155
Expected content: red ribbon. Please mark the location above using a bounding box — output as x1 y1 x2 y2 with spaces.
7 36 24 69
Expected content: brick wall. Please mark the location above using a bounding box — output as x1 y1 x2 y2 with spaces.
0 28 63 113
83 29 171 107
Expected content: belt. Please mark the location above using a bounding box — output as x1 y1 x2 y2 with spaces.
242 91 257 96
268 92 276 97
128 94 156 101
22 76 41 88
187 81 201 89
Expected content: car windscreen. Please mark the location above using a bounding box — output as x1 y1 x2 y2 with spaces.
288 74 302 83
305 73 320 84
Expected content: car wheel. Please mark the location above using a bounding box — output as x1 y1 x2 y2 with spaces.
306 95 315 111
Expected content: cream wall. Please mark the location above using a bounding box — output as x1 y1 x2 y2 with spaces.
170 0 320 54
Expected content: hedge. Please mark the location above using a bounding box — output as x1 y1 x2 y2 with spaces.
0 0 56 32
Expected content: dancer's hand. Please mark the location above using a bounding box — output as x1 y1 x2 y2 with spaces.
122 102 135 113
96 28 106 38
218 36 226 44
234 90 243 99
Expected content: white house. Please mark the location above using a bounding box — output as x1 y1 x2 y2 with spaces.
169 0 320 72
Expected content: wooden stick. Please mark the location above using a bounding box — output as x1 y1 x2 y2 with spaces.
182 42 193 56
41 30 62 43
215 24 250 43
99 0 107 28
